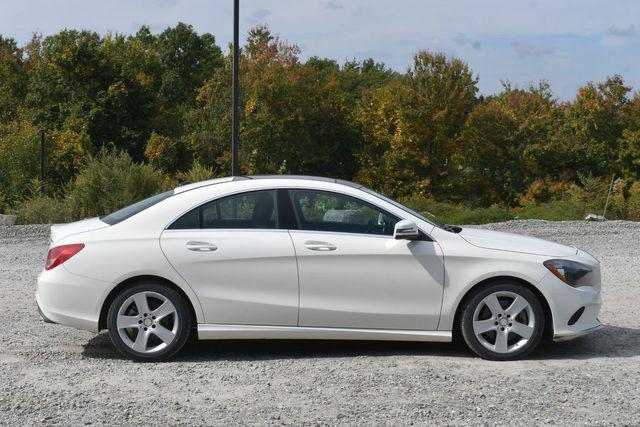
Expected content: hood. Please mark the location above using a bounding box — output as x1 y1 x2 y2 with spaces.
50 217 109 244
459 227 578 257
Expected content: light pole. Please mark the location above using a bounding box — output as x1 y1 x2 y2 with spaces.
39 129 46 196
231 0 240 176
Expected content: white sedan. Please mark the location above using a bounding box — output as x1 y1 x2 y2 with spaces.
36 176 602 361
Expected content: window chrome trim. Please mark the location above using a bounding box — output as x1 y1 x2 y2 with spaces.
288 229 396 239
162 228 290 233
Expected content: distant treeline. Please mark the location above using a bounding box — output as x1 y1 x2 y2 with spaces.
1 23 640 221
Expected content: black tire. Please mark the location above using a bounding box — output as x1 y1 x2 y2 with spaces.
460 281 545 361
107 282 192 362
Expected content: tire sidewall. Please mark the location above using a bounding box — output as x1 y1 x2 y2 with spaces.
460 281 545 361
107 282 192 362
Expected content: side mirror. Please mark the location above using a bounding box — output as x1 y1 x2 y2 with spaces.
394 220 419 240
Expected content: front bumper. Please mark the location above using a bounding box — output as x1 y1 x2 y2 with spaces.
36 265 109 333
536 270 602 342
554 324 603 342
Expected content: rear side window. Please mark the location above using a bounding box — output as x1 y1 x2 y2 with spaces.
169 190 278 230
290 189 398 236
100 190 174 225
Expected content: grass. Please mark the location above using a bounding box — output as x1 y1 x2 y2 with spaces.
404 197 593 225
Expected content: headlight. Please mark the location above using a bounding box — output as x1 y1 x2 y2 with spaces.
544 259 592 287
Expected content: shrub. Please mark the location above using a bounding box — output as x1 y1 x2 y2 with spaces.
0 119 40 206
0 191 6 214
16 193 75 224
402 196 513 225
565 175 627 219
0 118 92 209
568 173 608 214
519 178 572 207
15 180 74 224
66 149 165 218
515 200 585 221
16 150 166 223
178 161 217 183
627 181 640 221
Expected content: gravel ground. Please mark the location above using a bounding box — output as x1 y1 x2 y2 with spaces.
1 220 639 426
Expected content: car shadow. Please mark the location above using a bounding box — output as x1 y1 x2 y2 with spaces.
81 324 640 362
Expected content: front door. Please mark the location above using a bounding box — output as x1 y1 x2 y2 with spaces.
287 189 444 331
160 190 299 326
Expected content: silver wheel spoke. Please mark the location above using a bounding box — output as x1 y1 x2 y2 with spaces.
151 301 176 321
506 296 529 317
132 330 150 352
117 315 140 329
152 324 176 344
473 290 535 355
133 293 150 315
510 321 534 339
473 318 497 334
494 330 509 353
117 290 180 354
483 294 503 316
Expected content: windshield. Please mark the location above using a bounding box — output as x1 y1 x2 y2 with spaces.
359 187 446 229
100 190 174 225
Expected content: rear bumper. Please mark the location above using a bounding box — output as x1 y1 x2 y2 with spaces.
37 301 56 324
36 266 108 333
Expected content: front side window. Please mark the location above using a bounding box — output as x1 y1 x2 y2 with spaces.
169 190 278 230
290 190 398 236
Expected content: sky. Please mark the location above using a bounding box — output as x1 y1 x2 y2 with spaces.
1 0 640 100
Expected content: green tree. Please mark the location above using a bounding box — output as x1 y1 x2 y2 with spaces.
553 75 630 177
0 36 28 123
356 51 478 199
455 82 562 205
187 25 359 178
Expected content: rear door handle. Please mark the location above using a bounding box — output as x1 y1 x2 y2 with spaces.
304 240 337 251
186 241 218 252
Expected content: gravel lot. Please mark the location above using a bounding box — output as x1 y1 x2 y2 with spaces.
1 220 639 426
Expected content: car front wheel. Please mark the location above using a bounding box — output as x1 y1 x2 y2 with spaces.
106 282 192 362
460 281 545 360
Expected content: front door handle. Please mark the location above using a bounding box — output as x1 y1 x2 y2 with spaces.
304 240 337 251
186 241 218 252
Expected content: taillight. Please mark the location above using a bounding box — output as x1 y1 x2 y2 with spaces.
45 244 85 271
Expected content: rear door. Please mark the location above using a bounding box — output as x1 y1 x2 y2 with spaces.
286 189 444 331
160 190 299 326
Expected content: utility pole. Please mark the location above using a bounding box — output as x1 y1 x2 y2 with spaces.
231 0 240 176
39 129 46 196
602 174 615 219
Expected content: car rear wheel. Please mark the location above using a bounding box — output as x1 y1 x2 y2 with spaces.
460 281 544 360
107 282 192 362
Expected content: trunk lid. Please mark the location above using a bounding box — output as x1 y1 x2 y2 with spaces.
50 217 109 244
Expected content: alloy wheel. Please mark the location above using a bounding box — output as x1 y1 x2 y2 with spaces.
116 291 179 354
472 291 535 354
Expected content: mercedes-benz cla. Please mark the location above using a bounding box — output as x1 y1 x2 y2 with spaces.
37 176 602 361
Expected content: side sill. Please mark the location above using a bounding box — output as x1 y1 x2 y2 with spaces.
197 324 452 342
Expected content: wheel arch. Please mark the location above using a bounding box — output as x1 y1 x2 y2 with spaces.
451 275 554 341
98 275 198 331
